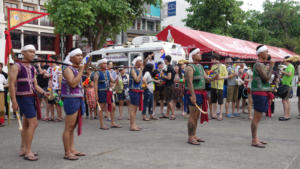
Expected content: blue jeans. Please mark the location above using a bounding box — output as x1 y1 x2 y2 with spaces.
142 89 153 115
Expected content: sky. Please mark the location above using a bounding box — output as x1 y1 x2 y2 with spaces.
241 0 300 11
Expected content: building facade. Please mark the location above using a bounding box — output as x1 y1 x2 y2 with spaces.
115 4 162 44
161 0 190 28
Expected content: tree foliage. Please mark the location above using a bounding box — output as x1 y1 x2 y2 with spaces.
184 0 244 35
46 0 160 50
185 0 300 54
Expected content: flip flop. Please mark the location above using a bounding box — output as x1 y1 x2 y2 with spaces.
99 127 109 130
64 155 79 161
19 152 38 157
111 124 122 128
169 116 176 120
130 128 142 131
150 117 158 120
217 117 223 121
195 138 205 143
55 118 63 122
24 155 38 161
259 141 268 145
187 139 200 145
159 115 169 119
211 116 217 119
143 118 150 121
251 144 266 148
74 152 86 156
278 117 290 121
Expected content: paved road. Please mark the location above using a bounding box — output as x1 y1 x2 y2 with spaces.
0 99 300 169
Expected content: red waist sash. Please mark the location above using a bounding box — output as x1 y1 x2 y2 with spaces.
186 90 209 124
106 91 113 112
252 91 274 117
130 89 144 111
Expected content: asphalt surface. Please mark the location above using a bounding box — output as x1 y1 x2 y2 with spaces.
0 98 300 169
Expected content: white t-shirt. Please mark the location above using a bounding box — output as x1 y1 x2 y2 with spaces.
247 69 253 88
0 74 7 91
143 72 154 93
47 65 62 90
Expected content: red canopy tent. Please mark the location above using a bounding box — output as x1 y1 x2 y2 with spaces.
157 25 298 60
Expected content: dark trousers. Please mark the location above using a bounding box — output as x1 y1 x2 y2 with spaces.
142 89 153 115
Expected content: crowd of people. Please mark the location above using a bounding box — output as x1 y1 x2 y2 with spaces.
1 44 300 161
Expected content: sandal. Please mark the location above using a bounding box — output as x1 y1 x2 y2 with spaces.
74 152 86 156
111 124 122 128
251 143 266 148
211 116 217 119
150 116 158 120
187 139 200 145
169 115 176 120
130 127 142 131
19 152 38 157
64 155 79 161
55 118 63 122
217 116 223 121
41 117 49 121
159 114 169 119
143 118 150 121
99 126 109 130
195 138 205 143
24 155 38 161
259 140 267 145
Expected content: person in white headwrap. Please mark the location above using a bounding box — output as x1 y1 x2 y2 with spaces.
128 56 143 131
61 48 87 160
9 44 49 161
94 58 121 130
63 48 82 65
184 48 212 145
250 45 275 148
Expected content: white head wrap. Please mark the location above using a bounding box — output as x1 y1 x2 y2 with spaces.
132 56 142 65
189 48 200 62
97 58 108 66
21 45 36 52
256 45 268 56
63 48 82 65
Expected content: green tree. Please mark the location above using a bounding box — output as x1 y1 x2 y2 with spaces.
260 0 300 52
46 0 160 50
184 0 244 34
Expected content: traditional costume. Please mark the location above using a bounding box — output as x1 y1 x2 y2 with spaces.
61 48 85 135
251 63 274 117
16 45 41 119
129 57 143 111
185 48 209 123
251 45 274 117
96 58 114 112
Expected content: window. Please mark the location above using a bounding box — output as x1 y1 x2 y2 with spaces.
131 20 136 30
23 5 38 25
147 21 154 31
156 22 161 32
11 29 21 49
41 33 55 51
40 8 53 26
91 54 102 62
4 2 18 20
142 19 146 30
137 20 141 30
24 31 38 49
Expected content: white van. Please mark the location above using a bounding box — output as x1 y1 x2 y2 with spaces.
86 36 187 67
